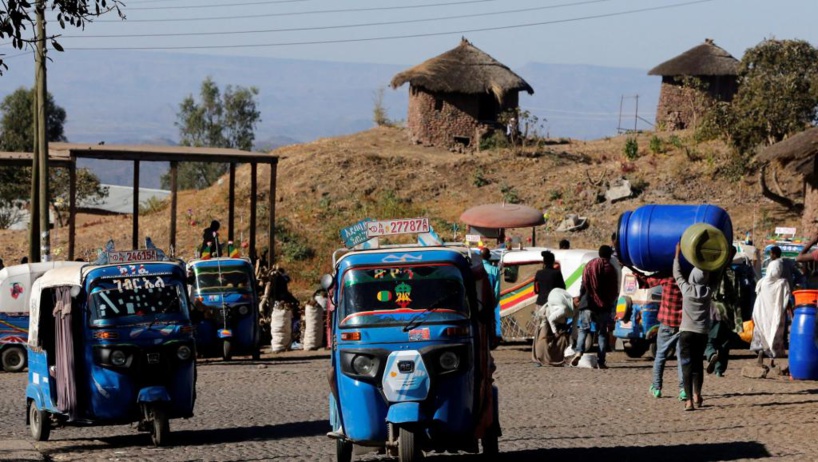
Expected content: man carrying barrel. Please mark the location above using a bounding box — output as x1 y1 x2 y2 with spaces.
571 245 619 369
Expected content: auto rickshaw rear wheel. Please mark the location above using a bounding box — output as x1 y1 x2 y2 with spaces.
1 346 26 372
222 340 233 361
335 438 352 462
28 401 50 442
150 406 170 447
398 427 421 462
624 339 649 358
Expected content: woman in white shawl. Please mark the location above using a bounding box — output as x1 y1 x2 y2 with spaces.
531 288 575 366
751 259 791 367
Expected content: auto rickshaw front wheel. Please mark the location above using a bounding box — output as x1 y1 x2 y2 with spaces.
481 429 499 457
1 346 26 372
398 427 421 462
149 406 170 447
335 438 352 462
222 340 233 361
28 401 50 442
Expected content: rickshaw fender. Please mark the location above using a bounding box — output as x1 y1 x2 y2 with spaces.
137 386 172 403
386 402 426 424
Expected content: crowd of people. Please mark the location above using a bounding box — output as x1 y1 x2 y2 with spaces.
526 232 808 412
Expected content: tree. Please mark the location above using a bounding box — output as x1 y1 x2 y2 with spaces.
0 0 123 74
0 87 107 228
163 77 261 190
713 39 818 155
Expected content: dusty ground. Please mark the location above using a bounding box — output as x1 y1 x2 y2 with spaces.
1 346 817 461
0 126 803 296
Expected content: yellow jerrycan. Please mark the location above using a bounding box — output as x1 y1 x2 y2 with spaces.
680 223 729 272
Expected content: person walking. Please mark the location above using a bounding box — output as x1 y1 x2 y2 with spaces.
750 258 791 368
673 242 714 411
571 245 618 369
705 246 740 377
629 267 686 400
480 247 502 342
532 251 567 366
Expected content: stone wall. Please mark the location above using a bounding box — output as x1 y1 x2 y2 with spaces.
654 76 737 131
407 87 482 148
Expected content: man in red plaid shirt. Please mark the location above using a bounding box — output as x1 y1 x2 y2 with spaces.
631 269 686 400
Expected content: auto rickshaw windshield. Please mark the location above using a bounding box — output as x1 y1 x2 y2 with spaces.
89 275 189 320
193 265 253 292
339 264 469 327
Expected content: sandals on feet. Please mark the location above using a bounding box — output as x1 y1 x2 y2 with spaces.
684 401 695 411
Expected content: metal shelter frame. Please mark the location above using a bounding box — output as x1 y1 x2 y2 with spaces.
0 143 278 267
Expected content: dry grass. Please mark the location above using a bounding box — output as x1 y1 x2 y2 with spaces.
0 126 802 298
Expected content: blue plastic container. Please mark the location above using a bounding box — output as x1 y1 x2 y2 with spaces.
616 204 733 273
790 306 818 380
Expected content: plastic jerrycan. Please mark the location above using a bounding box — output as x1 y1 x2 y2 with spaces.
616 204 733 273
680 223 729 272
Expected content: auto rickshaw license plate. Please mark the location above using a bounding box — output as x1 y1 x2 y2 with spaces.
398 361 415 373
147 353 160 364
408 328 430 341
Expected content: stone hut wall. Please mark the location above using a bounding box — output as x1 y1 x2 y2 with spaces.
654 75 737 131
407 87 482 148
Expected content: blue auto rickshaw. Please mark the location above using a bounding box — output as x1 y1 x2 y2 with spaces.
187 258 260 360
324 224 501 462
25 244 196 446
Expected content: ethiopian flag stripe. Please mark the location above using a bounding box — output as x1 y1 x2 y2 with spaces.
500 281 535 312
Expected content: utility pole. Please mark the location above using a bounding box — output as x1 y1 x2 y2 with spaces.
35 0 50 262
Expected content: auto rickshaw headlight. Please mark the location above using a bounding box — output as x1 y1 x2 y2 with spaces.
177 345 193 361
439 351 460 371
351 354 375 376
238 305 249 316
110 349 128 367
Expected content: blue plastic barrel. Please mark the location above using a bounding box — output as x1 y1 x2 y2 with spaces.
616 204 733 273
790 305 818 380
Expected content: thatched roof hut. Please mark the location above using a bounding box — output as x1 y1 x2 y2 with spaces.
391 38 533 99
756 127 818 177
649 39 739 130
757 126 818 235
648 39 740 77
391 38 533 149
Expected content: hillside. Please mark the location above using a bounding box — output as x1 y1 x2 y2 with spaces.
0 126 801 297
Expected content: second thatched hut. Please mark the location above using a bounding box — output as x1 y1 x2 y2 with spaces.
648 39 739 130
391 38 534 149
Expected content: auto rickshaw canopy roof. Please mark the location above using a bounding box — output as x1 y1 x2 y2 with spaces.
460 203 545 229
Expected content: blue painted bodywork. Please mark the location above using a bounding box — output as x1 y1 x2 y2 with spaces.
188 259 259 356
25 261 196 427
614 300 660 340
328 247 495 450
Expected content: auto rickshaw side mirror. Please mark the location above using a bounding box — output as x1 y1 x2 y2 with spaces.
320 273 334 291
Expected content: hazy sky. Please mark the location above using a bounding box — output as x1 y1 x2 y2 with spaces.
2 0 817 71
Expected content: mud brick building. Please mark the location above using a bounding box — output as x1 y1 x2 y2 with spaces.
390 38 534 150
649 39 739 131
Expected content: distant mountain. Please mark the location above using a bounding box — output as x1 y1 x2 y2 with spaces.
0 50 661 185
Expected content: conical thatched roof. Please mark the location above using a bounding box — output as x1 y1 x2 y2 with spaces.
390 38 534 99
756 126 818 176
648 39 739 76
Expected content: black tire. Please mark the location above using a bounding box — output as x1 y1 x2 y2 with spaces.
649 341 657 359
222 339 233 361
399 427 421 462
252 349 261 360
1 346 26 372
624 339 649 358
336 438 353 462
151 407 170 447
29 401 50 442
482 429 499 457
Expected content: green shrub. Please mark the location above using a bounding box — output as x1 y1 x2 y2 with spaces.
500 183 521 204
548 189 562 201
649 135 663 154
669 135 683 148
473 169 491 187
623 137 639 160
139 196 168 215
480 130 509 151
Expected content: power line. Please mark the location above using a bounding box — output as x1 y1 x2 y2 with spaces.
70 0 716 51
97 0 502 22
125 0 308 11
61 0 609 39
